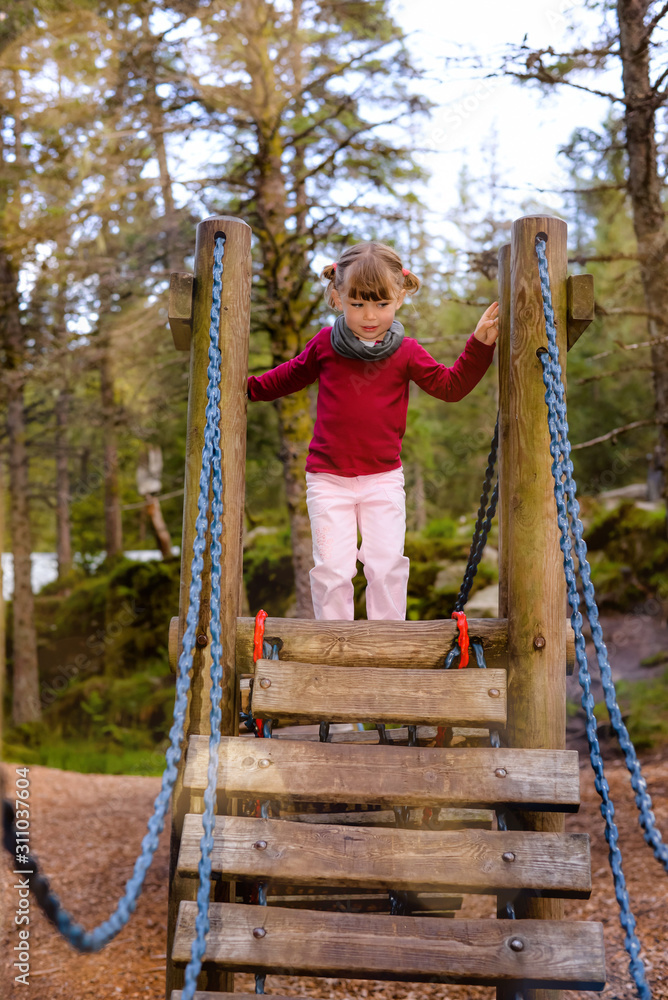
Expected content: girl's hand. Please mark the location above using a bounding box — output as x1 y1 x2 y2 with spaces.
474 301 499 345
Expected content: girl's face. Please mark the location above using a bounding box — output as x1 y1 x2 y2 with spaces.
331 283 406 341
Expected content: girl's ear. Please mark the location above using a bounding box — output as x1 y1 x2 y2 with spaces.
396 289 407 308
331 288 343 310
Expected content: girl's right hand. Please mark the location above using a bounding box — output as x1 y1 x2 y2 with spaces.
474 302 499 345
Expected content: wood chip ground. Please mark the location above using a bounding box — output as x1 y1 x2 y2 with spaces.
1 748 667 1000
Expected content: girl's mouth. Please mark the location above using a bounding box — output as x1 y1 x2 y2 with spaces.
362 326 378 331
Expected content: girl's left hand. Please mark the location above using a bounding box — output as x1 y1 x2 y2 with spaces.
474 301 499 345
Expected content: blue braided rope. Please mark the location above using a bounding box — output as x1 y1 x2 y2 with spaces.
42 237 228 988
536 237 660 1000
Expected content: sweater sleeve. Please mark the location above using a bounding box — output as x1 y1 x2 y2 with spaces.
248 335 320 402
407 333 496 402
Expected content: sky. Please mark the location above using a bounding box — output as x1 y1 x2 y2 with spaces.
389 0 616 240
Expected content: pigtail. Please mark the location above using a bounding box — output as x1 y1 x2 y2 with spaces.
401 268 421 295
320 262 339 308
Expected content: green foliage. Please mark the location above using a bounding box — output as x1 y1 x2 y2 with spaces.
584 501 668 610
639 650 668 669
423 517 458 539
594 670 668 752
243 528 295 618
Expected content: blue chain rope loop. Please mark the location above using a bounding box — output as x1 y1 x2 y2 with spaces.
536 236 661 1000
10 236 226 965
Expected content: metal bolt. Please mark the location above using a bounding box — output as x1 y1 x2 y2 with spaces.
502 851 516 863
196 633 208 647
533 635 546 650
495 767 507 778
509 937 524 952
258 758 271 768
259 677 271 689
253 927 266 939
253 840 267 851
488 688 501 698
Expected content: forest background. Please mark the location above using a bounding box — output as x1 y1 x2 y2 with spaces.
1 0 668 772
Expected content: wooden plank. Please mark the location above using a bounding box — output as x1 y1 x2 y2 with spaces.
271 723 439 745
261 892 463 913
237 618 576 674
251 660 507 726
185 736 580 811
281 807 493 828
266 724 491 746
172 903 606 989
172 995 306 1000
567 273 595 350
178 814 591 896
237 616 509 670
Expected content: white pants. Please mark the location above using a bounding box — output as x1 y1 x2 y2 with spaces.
305 466 410 620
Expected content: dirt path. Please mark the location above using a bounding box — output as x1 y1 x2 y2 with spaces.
2 747 667 1000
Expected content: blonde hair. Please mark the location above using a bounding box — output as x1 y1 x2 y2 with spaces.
320 241 421 309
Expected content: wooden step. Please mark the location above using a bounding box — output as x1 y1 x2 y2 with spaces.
237 616 510 670
251 660 506 726
184 735 581 811
282 807 493 828
266 724 491 746
236 616 576 673
178 815 591 896
259 892 463 914
172 902 606 989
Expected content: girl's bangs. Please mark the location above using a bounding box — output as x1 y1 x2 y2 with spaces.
344 256 398 301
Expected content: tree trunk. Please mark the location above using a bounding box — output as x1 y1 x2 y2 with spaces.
0 246 40 724
100 343 123 559
412 461 428 531
617 0 668 528
0 457 6 747
276 392 315 618
145 496 174 559
244 0 315 617
55 388 72 578
7 384 40 724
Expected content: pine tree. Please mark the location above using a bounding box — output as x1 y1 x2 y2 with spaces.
500 0 668 526
184 0 431 614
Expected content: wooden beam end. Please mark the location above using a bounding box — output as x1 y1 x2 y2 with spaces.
567 273 595 351
169 272 194 351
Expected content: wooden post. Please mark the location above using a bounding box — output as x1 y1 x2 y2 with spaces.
496 242 511 623
166 216 252 999
501 216 568 1000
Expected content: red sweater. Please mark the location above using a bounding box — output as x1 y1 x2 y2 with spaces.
248 327 495 476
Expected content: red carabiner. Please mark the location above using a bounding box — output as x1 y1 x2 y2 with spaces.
451 610 469 668
253 609 268 664
253 609 268 737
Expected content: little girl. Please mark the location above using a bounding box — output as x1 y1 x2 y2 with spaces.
247 241 499 621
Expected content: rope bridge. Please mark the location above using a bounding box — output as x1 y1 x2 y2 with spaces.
3 225 667 1000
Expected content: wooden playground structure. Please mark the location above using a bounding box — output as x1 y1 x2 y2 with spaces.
164 214 605 1000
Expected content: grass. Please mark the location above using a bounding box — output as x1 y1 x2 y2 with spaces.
2 737 169 776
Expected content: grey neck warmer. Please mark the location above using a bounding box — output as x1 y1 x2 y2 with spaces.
330 313 405 361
